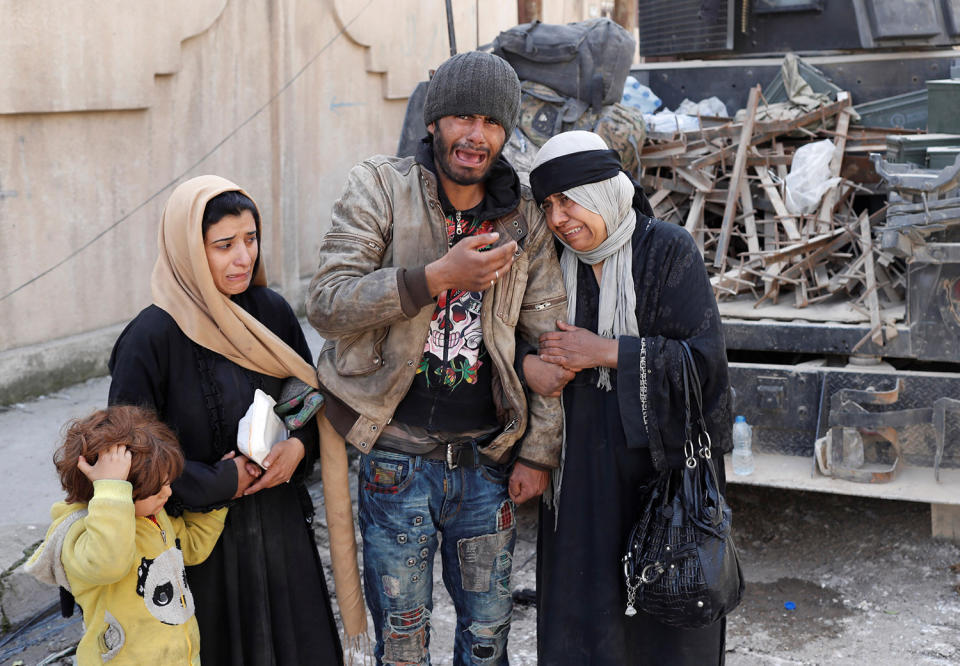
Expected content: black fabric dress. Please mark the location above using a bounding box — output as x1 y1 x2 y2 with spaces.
536 216 733 665
108 286 343 666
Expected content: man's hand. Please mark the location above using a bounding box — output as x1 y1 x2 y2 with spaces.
522 354 575 397
78 444 132 483
425 232 518 296
244 437 306 496
509 461 549 505
539 321 618 372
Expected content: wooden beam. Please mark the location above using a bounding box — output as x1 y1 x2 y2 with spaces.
753 164 802 240
817 92 852 230
714 85 761 270
676 167 714 193
739 178 761 256
684 191 706 254
648 188 672 209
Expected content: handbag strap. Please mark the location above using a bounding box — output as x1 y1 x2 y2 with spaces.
681 342 708 439
644 340 714 475
679 341 713 467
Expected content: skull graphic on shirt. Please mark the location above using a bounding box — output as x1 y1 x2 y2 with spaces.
425 289 484 367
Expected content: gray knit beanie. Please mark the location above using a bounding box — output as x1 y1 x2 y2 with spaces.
423 51 521 137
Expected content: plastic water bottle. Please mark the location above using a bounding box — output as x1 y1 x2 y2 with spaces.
732 415 754 476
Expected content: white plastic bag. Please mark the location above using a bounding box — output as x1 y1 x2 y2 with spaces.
621 76 662 114
784 139 841 214
644 111 700 133
675 96 728 118
237 389 288 467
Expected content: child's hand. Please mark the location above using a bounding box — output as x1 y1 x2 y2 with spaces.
77 444 132 483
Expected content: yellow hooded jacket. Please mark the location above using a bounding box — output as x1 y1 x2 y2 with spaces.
26 480 226 665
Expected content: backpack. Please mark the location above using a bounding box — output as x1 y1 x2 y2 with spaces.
517 82 646 175
493 18 636 110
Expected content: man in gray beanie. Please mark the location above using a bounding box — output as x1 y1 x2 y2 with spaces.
307 50 567 665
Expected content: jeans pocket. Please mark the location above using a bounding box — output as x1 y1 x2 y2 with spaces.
478 462 511 486
362 452 416 494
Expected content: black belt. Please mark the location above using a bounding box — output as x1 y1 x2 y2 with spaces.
380 434 501 469
426 440 501 469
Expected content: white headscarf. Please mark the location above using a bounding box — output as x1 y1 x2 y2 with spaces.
531 131 640 390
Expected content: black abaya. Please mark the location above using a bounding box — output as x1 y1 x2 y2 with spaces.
108 286 343 666
537 216 732 665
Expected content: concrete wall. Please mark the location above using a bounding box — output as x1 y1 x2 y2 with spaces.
0 0 606 404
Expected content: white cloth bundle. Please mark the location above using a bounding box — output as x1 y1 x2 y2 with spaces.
237 389 288 466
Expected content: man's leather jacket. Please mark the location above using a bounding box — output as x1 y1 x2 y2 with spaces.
306 154 566 468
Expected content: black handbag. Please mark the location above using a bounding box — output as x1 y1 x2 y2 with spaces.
621 341 744 628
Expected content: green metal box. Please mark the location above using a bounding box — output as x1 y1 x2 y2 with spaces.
927 79 960 133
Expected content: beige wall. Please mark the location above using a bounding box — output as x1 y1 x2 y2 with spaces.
0 0 604 401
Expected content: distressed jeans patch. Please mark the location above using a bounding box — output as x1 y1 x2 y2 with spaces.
457 530 512 593
496 499 514 531
383 625 427 664
383 606 430 664
383 574 401 598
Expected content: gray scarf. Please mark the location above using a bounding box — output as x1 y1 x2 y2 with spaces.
557 171 640 390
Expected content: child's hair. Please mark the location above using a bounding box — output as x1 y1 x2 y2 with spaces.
54 405 184 503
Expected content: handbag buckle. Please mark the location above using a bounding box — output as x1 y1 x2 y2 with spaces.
640 562 664 584
699 432 713 459
684 439 698 469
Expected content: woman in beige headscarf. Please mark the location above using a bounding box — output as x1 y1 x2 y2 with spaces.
108 176 364 665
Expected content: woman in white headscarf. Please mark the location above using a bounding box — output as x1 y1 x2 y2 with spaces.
108 176 364 664
526 132 732 664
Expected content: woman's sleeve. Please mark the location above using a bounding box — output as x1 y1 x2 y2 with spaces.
616 229 732 470
108 313 238 509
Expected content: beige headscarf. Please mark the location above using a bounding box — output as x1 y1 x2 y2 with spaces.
151 175 366 643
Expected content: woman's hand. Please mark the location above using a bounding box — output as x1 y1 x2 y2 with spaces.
522 354 576 397
222 451 262 499
539 321 618 372
243 437 306 495
77 444 132 483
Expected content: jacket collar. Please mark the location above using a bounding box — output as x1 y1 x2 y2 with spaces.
416 136 521 222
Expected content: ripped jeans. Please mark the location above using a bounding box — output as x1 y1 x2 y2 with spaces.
358 447 517 666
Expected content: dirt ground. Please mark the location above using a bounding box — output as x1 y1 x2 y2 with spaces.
4 466 958 666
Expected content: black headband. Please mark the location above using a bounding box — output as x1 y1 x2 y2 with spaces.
529 149 623 206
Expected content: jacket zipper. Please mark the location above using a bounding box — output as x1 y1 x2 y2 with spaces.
144 516 168 544
520 296 567 312
323 231 385 253
429 210 459 429
427 292 452 430
144 516 192 662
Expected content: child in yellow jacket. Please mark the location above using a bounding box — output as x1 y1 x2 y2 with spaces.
26 405 227 665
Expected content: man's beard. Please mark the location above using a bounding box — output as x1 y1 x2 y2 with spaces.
432 130 500 186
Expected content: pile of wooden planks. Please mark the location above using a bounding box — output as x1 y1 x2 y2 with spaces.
640 85 913 345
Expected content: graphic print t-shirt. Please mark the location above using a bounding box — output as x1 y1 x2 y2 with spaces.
391 211 500 433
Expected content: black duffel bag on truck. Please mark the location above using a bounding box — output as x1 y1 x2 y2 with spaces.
493 17 635 111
